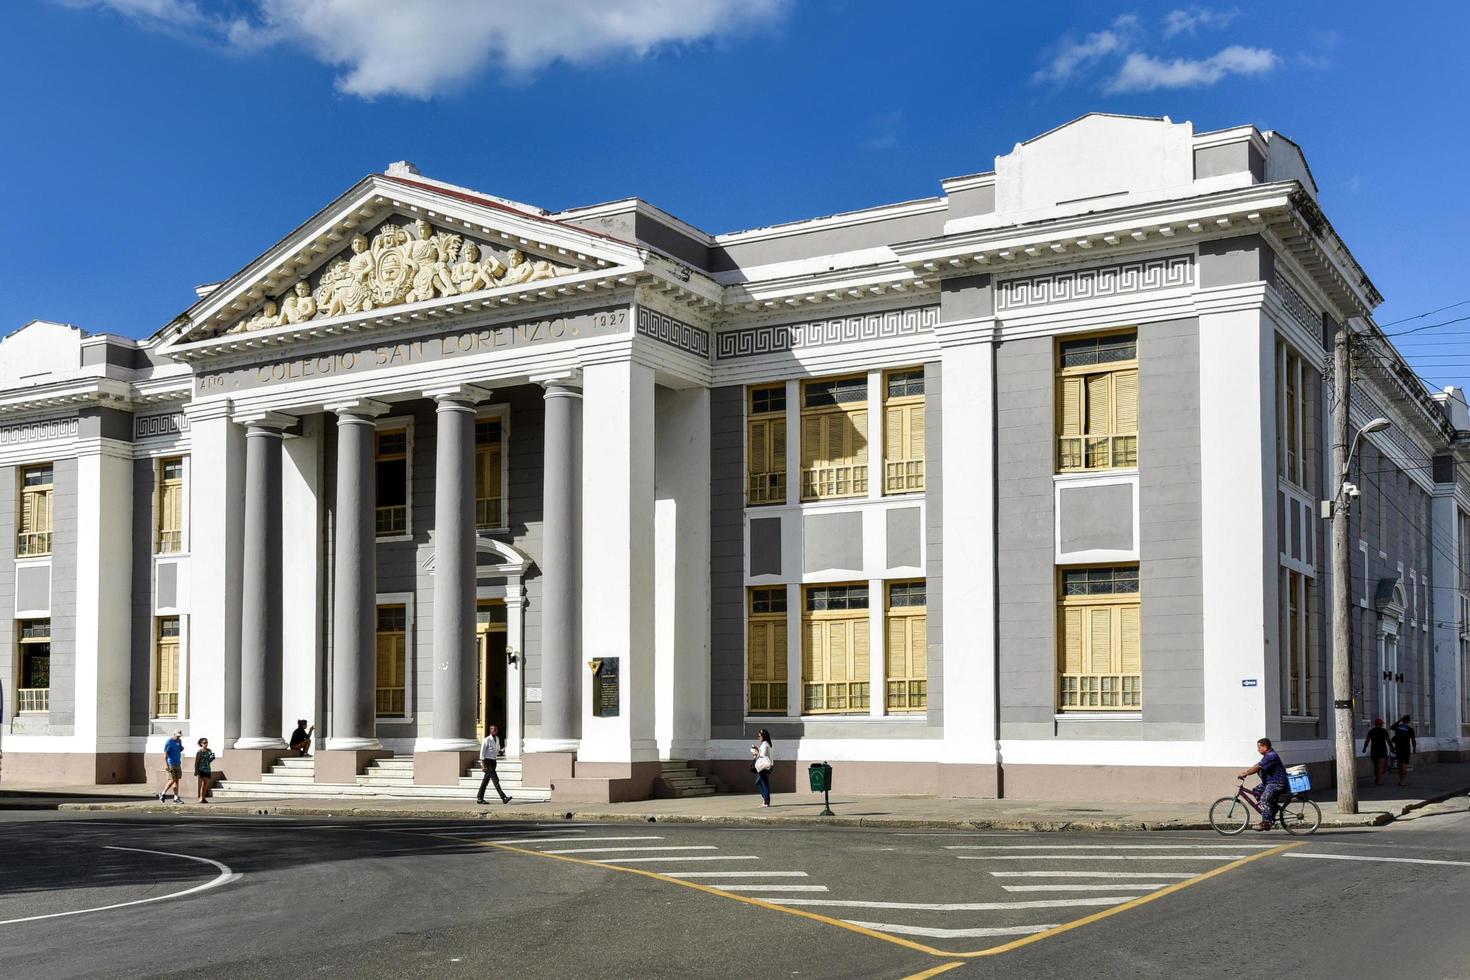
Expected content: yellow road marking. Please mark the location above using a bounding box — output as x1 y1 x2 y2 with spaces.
900 961 966 979
434 832 1302 959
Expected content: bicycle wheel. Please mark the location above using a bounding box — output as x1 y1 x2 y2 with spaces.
1278 796 1321 835
1209 795 1251 835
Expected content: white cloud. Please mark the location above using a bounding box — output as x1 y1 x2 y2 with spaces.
1162 7 1240 38
60 0 789 98
1031 14 1140 85
1106 45 1278 92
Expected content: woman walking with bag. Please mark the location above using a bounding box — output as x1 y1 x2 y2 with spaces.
751 729 774 808
194 738 216 804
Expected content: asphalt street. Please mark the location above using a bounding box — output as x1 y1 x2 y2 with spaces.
1 799 1467 979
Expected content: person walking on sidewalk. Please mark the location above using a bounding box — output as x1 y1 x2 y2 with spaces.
477 724 511 805
159 731 184 804
1363 718 1391 786
194 738 216 803
1391 715 1418 786
751 729 774 808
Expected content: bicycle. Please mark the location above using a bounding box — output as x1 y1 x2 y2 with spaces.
1209 778 1321 836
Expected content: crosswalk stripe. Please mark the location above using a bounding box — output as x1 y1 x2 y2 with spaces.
604 855 760 863
958 855 1248 861
663 871 808 879
946 844 1276 851
989 871 1195 879
1002 884 1168 892
1284 852 1470 868
488 836 660 844
540 845 716 855
714 885 830 893
769 897 1135 911
845 921 1059 940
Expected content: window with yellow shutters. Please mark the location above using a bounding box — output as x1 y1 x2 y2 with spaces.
747 385 787 506
155 617 180 718
1056 332 1138 472
475 418 505 529
885 581 927 711
883 369 925 494
156 457 185 554
801 376 869 500
747 588 788 714
375 604 408 717
17 463 53 557
1057 566 1141 710
802 584 870 713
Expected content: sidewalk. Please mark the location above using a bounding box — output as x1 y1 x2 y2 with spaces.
12 761 1465 831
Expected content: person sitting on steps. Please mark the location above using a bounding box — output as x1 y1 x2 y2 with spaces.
288 719 314 757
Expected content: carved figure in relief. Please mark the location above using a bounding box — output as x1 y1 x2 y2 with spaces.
280 281 317 324
246 300 281 331
316 234 375 317
500 248 564 286
404 219 461 302
450 241 501 294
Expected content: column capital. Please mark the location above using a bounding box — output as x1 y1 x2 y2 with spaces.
422 382 494 407
326 397 391 420
235 409 297 433
534 369 583 398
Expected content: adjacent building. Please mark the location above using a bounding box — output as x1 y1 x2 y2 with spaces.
3 113 1467 801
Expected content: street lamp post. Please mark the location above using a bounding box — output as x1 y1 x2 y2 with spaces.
1327 325 1390 814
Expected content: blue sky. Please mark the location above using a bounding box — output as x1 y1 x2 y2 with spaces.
3 0 1469 386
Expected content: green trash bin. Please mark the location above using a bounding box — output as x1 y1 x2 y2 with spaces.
808 762 834 815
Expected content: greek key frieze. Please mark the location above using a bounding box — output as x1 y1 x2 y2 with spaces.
715 306 938 360
636 308 711 360
1272 274 1319 336
997 254 1195 311
0 417 79 447
134 413 190 439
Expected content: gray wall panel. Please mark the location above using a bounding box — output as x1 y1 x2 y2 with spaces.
803 512 863 573
130 458 154 734
924 361 943 730
749 517 781 577
1058 483 1134 553
1198 235 1274 287
709 385 747 736
0 465 13 722
47 457 78 729
886 507 921 569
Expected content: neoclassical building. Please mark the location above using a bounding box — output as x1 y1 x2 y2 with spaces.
2 113 1467 801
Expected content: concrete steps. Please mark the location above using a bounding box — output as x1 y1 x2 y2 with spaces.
657 761 718 798
213 754 549 802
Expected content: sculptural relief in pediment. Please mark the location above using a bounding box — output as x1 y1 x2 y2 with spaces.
223 217 575 336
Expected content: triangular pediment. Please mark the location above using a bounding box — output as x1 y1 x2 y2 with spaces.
161 173 645 350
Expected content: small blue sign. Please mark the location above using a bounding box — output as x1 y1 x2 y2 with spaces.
1241 678 1258 687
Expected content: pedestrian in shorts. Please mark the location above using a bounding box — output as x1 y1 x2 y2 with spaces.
159 731 184 804
194 738 216 803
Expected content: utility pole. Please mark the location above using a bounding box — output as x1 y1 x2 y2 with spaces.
1330 324 1358 814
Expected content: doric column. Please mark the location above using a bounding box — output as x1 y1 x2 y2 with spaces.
535 375 583 752
235 412 295 750
424 383 491 751
327 398 388 750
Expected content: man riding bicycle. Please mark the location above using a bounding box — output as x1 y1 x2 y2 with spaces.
1237 737 1288 831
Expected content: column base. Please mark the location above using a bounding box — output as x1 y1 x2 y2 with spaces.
221 747 288 779
522 737 580 754
414 750 480 787
547 761 663 804
522 751 576 788
314 749 391 784
233 737 288 751
324 736 383 751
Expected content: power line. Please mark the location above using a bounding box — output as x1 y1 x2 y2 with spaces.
1383 312 1470 339
1378 298 1470 329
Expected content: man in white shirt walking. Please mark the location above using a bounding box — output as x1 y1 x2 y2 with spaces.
477 724 511 805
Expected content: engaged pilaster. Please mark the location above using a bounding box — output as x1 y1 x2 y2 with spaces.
234 411 296 756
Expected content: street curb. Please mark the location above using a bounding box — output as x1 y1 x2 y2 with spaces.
53 800 1391 832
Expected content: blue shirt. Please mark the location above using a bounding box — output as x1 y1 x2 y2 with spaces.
1258 749 1287 787
164 738 183 767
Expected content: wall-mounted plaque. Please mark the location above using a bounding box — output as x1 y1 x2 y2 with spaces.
593 657 620 718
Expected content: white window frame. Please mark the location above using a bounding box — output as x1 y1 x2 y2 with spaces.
374 416 415 543
474 404 511 534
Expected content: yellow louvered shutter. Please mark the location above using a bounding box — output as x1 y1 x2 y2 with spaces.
771 418 786 471
749 621 770 681
885 405 903 463
1088 608 1114 673
851 617 869 683
1062 607 1084 674
886 616 905 679
1114 370 1139 434
772 620 788 681
803 622 821 681
908 405 925 459
828 622 847 682
802 415 822 467
910 615 927 679
1119 605 1141 674
1086 374 1112 435
850 409 868 464
1060 378 1084 436
749 420 768 476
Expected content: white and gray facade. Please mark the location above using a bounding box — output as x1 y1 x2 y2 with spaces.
3 113 1468 801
